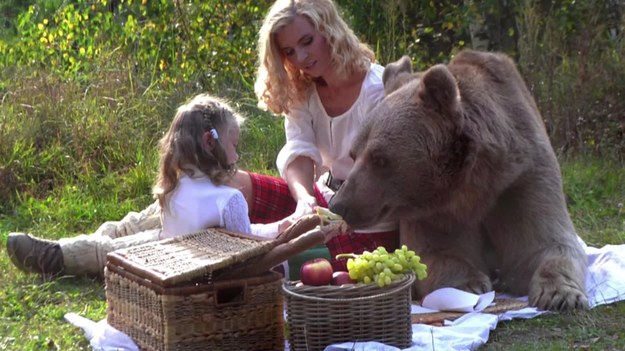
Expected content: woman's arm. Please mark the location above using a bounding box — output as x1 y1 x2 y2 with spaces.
284 156 318 216
276 102 323 179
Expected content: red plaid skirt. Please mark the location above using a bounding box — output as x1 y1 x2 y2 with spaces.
248 172 399 271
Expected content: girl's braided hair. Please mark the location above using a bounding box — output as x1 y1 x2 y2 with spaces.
153 94 244 211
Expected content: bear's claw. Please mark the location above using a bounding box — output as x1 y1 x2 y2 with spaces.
529 283 589 311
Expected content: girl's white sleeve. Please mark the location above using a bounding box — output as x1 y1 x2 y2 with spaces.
222 192 252 234
250 222 280 239
276 102 323 178
222 191 281 239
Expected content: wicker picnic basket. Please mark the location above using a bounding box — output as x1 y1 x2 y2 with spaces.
105 228 286 351
283 273 415 351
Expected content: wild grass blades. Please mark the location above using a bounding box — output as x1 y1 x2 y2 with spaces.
561 156 625 247
238 105 285 175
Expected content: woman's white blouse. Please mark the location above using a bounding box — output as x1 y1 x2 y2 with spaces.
276 63 385 181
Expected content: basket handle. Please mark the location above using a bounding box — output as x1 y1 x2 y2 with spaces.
212 279 248 307
218 226 327 280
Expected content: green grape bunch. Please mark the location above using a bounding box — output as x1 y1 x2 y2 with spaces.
336 245 428 288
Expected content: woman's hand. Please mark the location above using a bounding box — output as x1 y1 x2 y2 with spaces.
284 156 317 218
277 217 294 233
276 195 317 234
293 195 318 218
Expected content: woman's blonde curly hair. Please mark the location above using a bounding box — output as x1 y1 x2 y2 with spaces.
254 0 375 114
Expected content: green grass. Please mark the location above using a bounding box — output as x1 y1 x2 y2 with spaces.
561 156 625 247
483 301 625 350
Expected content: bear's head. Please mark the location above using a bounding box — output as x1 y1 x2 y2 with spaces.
329 56 473 228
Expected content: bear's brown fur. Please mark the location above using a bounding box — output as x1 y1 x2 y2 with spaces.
329 50 588 311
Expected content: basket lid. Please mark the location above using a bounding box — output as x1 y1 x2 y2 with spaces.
106 228 278 287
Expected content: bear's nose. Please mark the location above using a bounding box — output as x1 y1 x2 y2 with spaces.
328 200 347 219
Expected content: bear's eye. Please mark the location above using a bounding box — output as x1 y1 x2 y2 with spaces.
370 154 388 169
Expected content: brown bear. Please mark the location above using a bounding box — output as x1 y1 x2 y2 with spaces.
328 50 588 311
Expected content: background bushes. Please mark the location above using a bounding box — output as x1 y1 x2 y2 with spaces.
0 0 623 230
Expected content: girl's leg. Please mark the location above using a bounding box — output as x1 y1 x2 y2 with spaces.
93 200 161 239
7 201 162 277
60 201 162 276
60 228 161 276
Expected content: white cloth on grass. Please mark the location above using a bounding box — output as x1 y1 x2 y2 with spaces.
64 313 139 351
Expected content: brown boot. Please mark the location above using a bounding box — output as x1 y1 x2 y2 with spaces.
6 233 65 276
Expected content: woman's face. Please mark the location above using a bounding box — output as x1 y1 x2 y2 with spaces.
274 15 332 79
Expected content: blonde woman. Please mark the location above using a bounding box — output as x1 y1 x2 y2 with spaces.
229 0 399 270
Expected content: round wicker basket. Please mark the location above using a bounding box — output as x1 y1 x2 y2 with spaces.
282 273 415 351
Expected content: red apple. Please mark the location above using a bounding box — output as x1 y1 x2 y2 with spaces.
300 258 333 286
331 271 356 286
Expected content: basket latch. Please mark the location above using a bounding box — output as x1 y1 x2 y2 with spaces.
213 280 248 307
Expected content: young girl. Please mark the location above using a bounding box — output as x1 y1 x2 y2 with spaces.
156 93 289 239
7 94 289 277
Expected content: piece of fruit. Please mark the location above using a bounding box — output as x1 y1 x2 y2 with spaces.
331 271 356 285
336 245 428 287
316 207 343 225
300 258 333 286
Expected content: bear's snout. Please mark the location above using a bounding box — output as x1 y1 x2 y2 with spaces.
328 198 347 220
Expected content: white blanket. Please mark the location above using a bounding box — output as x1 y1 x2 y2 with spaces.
66 242 625 351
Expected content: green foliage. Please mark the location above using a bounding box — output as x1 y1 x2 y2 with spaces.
336 0 470 67
2 0 623 156
1 0 266 95
516 0 625 156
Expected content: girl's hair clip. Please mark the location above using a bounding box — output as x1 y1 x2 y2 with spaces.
210 128 219 139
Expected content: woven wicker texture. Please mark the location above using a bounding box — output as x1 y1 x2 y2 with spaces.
106 228 278 287
283 274 415 351
106 267 284 351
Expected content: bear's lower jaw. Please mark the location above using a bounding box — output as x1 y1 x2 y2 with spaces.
341 205 395 230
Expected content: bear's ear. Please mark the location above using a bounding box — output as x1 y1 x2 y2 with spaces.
382 55 414 95
417 64 461 118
